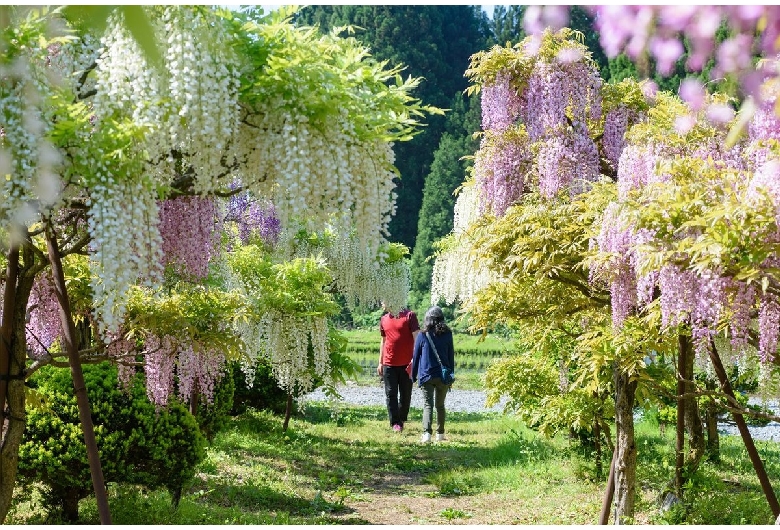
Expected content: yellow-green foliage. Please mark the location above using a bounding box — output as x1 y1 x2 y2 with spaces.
228 244 337 318
231 10 442 143
625 91 735 151
485 351 613 439
466 27 596 96
464 186 614 334
626 157 779 286
126 284 246 361
379 241 409 264
600 78 650 116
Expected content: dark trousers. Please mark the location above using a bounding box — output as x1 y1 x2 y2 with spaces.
382 365 412 426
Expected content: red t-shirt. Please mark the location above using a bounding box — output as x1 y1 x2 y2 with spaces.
379 309 420 366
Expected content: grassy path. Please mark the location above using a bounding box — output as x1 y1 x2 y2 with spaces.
14 399 780 524
72 404 605 525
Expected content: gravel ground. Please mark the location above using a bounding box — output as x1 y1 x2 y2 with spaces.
718 398 780 443
302 380 509 414
304 383 780 441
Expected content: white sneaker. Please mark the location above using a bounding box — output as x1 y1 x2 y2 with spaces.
435 433 447 442
420 432 431 444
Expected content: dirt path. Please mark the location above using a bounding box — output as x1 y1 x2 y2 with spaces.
330 471 520 525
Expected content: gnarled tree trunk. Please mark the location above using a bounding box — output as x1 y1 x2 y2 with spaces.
613 366 637 524
283 393 293 431
0 243 37 523
682 335 705 473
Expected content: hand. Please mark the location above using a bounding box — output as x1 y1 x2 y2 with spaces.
376 364 383 376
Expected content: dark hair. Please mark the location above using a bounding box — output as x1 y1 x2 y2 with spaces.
423 305 450 335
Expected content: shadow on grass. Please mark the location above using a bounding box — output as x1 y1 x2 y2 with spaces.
192 410 780 526
300 402 506 427
193 478 365 520
198 403 559 505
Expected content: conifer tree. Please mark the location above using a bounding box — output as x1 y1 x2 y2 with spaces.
410 92 481 298
295 5 491 250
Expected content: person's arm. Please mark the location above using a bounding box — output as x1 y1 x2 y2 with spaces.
411 334 421 382
406 311 420 346
377 335 385 376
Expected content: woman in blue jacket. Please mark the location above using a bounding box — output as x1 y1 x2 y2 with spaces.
411 305 455 443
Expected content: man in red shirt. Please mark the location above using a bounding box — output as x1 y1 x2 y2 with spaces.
377 303 420 432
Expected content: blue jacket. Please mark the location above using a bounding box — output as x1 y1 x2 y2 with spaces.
411 329 455 386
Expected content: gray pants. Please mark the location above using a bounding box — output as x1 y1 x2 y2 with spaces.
421 377 449 434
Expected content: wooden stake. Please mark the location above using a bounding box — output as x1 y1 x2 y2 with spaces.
708 342 779 518
598 450 616 524
45 224 112 524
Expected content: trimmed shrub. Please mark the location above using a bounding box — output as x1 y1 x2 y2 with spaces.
18 362 206 522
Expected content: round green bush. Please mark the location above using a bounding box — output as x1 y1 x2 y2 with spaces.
18 362 206 522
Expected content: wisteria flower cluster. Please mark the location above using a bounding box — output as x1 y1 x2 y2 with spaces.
236 109 398 264
434 30 605 305
291 228 411 314
158 6 241 194
535 128 600 199
25 271 62 359
247 314 329 396
0 41 59 240
481 72 523 131
430 184 497 305
473 128 533 215
158 196 221 280
595 84 780 368
588 6 780 97
1 5 437 420
87 177 164 337
521 59 602 142
603 107 641 173
226 250 335 396
430 242 496 307
225 191 281 248
470 30 604 210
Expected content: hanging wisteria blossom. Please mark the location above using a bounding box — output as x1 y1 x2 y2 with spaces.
158 196 221 280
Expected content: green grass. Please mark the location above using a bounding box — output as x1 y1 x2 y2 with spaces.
342 327 514 353
341 328 514 389
10 403 780 525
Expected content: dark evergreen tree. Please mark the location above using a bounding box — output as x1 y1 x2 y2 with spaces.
294 5 491 250
410 92 481 298
491 5 524 46
608 53 640 83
